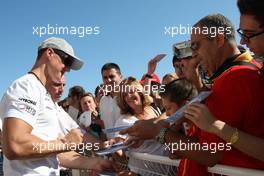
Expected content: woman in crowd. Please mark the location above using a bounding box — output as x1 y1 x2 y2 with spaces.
162 72 179 85
114 77 173 176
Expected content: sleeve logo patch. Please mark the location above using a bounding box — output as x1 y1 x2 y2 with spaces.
18 104 36 116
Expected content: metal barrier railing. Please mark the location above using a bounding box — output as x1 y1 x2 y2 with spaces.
69 151 264 176
128 152 264 176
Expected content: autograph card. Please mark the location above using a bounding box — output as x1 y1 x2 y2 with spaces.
165 91 212 123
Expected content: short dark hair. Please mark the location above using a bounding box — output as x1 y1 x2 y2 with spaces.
101 63 121 75
172 55 180 64
94 84 104 97
160 78 198 106
80 92 98 112
37 48 47 60
237 0 264 27
194 13 236 41
69 86 85 100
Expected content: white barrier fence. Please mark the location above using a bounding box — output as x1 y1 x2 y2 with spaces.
128 152 264 176
71 151 264 176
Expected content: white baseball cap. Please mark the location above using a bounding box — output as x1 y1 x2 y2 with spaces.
38 37 84 70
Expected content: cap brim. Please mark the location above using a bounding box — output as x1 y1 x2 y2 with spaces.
69 55 84 70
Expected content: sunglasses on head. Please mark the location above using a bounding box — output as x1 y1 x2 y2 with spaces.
53 49 74 68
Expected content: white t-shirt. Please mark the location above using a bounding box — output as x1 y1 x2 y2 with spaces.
99 95 121 139
0 74 61 176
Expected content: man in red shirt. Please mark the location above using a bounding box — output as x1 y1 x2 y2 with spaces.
179 0 264 167
177 13 264 175
121 13 264 176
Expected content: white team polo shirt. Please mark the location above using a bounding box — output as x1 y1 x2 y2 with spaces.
99 95 121 139
0 74 61 176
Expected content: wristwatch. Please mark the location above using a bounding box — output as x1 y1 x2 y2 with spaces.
155 128 168 144
229 128 239 145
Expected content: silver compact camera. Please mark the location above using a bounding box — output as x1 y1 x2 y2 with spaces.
173 40 192 59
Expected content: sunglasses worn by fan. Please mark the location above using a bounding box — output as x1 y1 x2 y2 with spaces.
237 28 264 43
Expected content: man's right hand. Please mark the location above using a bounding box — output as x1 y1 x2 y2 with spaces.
62 129 83 150
181 56 203 90
88 158 115 176
93 158 115 172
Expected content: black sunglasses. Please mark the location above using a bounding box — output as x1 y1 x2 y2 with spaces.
53 49 74 68
237 28 264 43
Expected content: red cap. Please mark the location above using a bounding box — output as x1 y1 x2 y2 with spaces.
140 73 160 85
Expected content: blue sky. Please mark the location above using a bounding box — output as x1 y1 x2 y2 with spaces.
0 0 241 98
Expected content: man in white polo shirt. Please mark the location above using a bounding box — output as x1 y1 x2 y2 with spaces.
99 63 122 139
0 37 84 176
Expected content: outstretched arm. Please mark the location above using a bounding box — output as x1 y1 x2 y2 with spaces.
184 102 264 162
